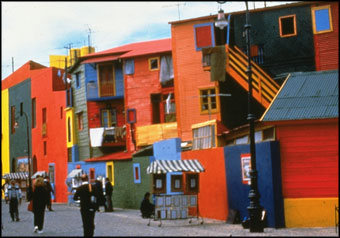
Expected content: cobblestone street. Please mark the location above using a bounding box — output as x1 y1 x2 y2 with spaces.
1 200 338 237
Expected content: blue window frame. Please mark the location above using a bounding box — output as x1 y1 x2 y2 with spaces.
133 163 141 184
194 22 215 51
312 5 333 34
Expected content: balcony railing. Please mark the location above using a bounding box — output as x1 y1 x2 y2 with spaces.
136 122 178 147
89 126 126 147
99 82 115 97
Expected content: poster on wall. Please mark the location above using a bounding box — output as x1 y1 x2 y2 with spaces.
241 154 251 185
17 157 29 172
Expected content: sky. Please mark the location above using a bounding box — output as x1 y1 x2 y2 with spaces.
1 1 294 80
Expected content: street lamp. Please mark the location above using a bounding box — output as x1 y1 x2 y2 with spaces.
215 1 264 232
16 104 32 195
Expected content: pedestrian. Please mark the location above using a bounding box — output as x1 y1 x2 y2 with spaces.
104 177 113 212
94 176 106 212
140 192 155 218
4 180 22 222
28 177 49 234
44 176 54 211
2 178 10 204
73 174 98 237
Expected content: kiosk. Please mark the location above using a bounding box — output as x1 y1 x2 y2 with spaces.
146 159 205 227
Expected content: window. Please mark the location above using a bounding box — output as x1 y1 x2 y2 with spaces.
133 163 141 184
66 88 73 107
124 59 135 75
199 87 218 114
60 106 63 119
67 148 72 162
163 93 176 123
151 94 161 124
148 57 160 71
42 108 47 137
67 117 72 143
194 23 215 51
77 112 83 131
279 15 297 37
262 127 275 141
43 141 47 156
192 124 216 150
186 173 199 194
235 135 249 145
48 164 55 184
98 64 115 97
11 106 16 134
312 5 333 34
32 98 36 128
171 174 183 192
75 72 81 88
89 168 95 183
153 173 166 194
101 109 117 127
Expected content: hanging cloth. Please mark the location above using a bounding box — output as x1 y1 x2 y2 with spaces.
202 45 226 82
159 55 174 84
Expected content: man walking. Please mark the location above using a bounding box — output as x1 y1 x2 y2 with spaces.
104 177 113 212
5 180 22 222
73 174 98 237
44 176 54 211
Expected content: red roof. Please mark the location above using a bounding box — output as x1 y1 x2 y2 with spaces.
81 38 171 64
84 151 133 162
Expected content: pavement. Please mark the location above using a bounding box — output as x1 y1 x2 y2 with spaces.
1 200 338 237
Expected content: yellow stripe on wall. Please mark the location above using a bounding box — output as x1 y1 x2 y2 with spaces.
284 197 339 228
1 89 10 192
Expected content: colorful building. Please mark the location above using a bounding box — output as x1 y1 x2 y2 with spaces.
261 70 339 227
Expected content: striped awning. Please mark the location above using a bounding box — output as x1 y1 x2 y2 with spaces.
146 160 205 174
67 169 84 178
31 171 48 179
3 172 29 180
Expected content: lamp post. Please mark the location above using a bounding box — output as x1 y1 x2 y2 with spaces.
214 1 263 232
244 1 264 233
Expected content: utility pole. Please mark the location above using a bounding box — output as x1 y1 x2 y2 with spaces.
86 24 92 48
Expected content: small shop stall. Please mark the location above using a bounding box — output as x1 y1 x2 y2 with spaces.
3 172 29 199
31 171 48 179
66 169 84 205
146 159 205 227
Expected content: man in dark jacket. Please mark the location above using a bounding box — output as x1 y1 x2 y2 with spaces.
104 178 113 212
140 192 155 218
94 177 106 212
44 176 54 211
73 174 98 237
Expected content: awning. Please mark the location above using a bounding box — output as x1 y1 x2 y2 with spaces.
82 55 119 64
146 160 205 174
3 172 29 180
31 171 48 179
67 169 84 178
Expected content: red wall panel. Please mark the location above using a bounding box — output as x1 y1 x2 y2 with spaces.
31 67 68 202
313 2 339 71
276 120 338 198
182 148 228 221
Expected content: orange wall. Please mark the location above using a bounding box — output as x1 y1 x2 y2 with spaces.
31 67 68 202
182 147 228 221
171 20 221 141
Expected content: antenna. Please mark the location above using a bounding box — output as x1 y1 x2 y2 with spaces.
162 2 186 20
86 24 92 47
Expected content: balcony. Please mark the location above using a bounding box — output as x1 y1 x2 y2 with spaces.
89 126 126 147
136 122 178 147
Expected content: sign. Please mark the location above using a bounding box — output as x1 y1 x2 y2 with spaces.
241 154 251 185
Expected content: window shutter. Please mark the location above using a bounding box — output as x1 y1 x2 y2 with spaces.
194 23 215 50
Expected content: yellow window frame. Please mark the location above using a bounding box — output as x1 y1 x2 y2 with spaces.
279 14 297 38
106 161 114 186
148 57 160 71
198 86 220 115
311 5 333 34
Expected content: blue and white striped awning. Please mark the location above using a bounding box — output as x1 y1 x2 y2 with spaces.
146 160 205 174
3 172 29 180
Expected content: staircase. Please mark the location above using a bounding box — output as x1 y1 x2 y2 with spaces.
203 45 280 108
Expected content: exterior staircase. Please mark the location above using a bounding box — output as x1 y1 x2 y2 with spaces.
203 45 280 108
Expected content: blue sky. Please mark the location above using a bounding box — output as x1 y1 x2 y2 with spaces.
1 1 293 80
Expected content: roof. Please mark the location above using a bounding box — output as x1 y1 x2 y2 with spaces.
261 70 338 122
67 169 84 178
3 172 29 180
146 159 205 174
84 151 133 162
80 38 171 64
31 171 48 179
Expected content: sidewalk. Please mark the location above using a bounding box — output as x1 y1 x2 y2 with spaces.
1 201 338 236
